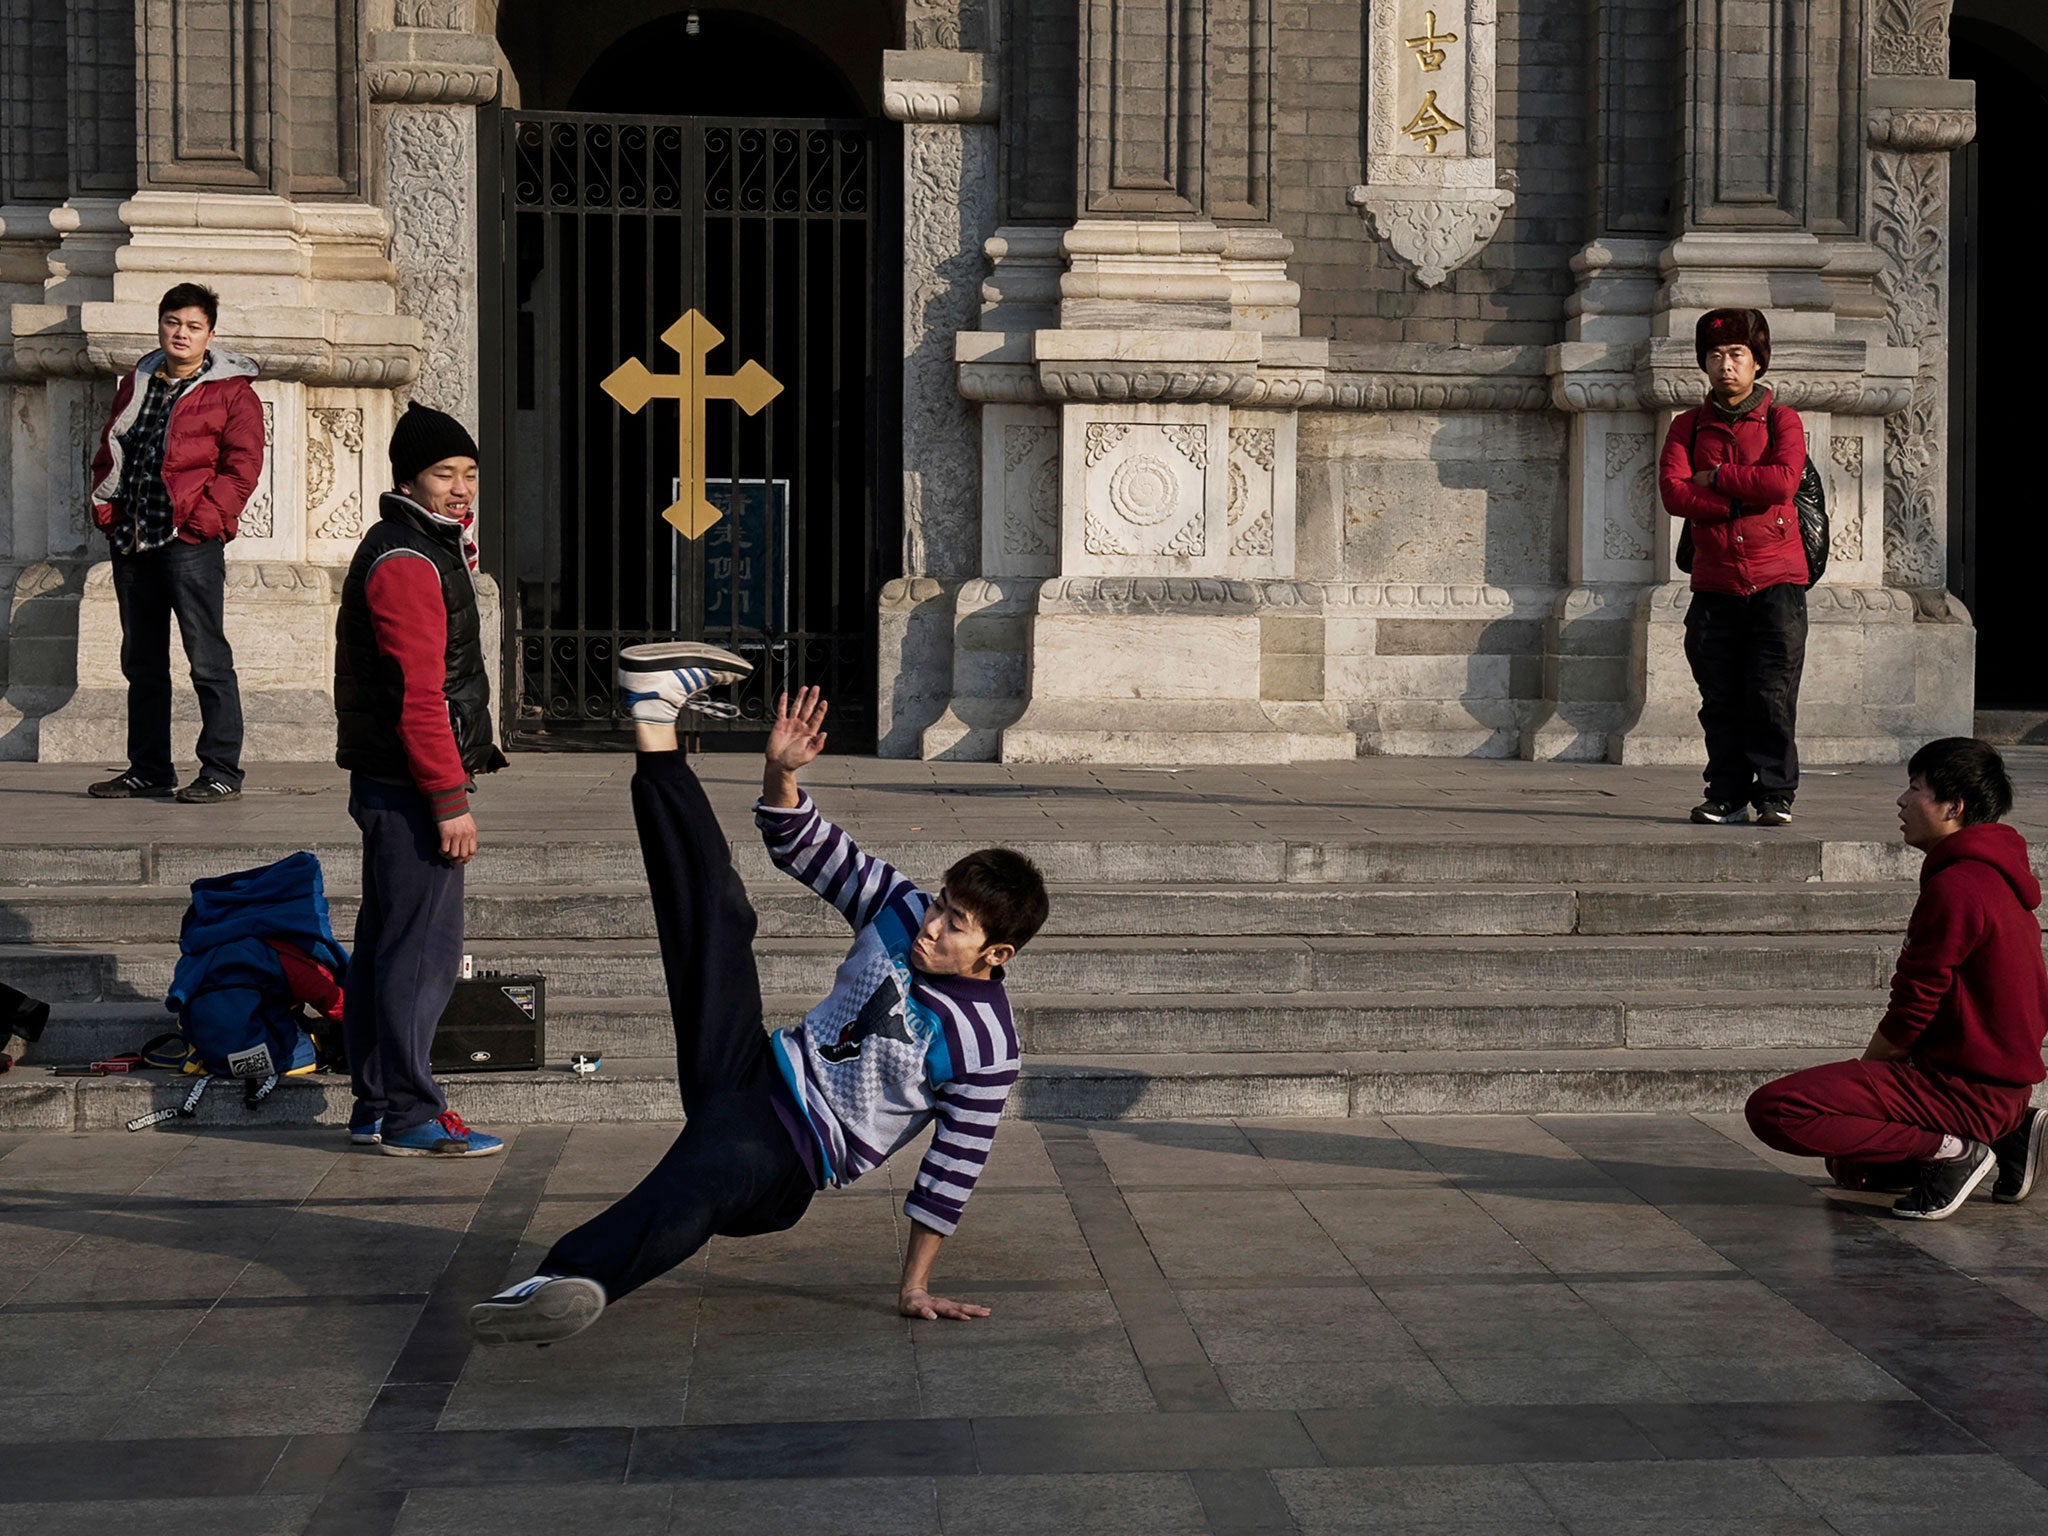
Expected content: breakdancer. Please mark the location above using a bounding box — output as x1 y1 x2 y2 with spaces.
470 648 1047 1342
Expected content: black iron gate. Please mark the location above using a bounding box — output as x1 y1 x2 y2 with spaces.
481 110 896 748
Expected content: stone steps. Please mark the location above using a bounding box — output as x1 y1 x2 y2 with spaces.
5 1047 1850 1132
0 826 1946 1128
0 835 1930 890
11 990 1890 1067
0 881 1925 944
0 932 1915 1007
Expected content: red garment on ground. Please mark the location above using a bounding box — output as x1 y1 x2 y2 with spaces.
1657 388 1808 596
1879 822 2048 1085
1745 1057 2029 1163
90 370 265 543
363 554 469 819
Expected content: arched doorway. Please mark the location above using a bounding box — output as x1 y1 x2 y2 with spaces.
481 7 899 749
1950 18 2048 713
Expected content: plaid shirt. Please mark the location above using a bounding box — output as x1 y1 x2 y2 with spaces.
112 362 204 554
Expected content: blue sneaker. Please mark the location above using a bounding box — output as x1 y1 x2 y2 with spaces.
469 1274 607 1345
618 642 752 723
348 1107 383 1146
379 1110 504 1158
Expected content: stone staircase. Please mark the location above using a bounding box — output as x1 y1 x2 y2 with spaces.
0 828 1974 1131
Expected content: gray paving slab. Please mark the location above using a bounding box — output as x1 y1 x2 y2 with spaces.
4 1113 2048 1533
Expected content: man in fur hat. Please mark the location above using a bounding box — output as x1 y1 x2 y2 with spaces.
1657 307 1811 826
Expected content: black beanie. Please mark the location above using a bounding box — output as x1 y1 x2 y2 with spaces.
389 404 480 487
1695 308 1772 375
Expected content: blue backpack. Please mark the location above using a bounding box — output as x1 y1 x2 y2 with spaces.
145 852 349 1089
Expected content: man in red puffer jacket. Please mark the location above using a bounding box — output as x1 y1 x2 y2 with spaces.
1658 307 1809 828
85 282 263 805
1746 738 2048 1222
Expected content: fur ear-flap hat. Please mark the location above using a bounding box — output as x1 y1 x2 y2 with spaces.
1695 308 1772 375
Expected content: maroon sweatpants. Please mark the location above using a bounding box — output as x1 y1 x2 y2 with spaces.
1745 1058 2032 1164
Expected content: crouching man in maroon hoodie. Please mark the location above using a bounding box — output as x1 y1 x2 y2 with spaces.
1746 738 2048 1220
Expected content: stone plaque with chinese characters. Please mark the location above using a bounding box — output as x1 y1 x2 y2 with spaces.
1350 0 1513 285
1394 6 1467 159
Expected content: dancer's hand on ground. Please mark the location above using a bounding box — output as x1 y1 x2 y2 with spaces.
440 813 478 865
900 1287 990 1322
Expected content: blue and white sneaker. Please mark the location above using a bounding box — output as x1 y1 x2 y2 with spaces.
348 1106 383 1146
618 642 752 724
469 1273 608 1345
379 1110 504 1158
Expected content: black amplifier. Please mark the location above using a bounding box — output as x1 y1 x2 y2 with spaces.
431 975 546 1072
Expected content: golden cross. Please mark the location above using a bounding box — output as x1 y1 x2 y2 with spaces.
1405 10 1458 71
600 310 784 539
1401 89 1464 152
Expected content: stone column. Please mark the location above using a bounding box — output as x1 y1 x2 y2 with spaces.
0 0 134 754
989 0 1350 763
1542 0 1966 768
13 0 429 764
878 46 999 756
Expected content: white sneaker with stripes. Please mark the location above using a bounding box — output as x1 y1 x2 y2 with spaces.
618 641 753 723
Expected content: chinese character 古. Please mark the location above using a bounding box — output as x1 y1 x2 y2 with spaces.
1406 10 1458 71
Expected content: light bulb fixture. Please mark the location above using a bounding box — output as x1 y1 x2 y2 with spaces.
685 10 700 35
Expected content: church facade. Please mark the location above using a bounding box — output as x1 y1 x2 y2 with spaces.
0 1 2020 765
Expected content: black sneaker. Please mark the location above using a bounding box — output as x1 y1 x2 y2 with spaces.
1691 799 1750 825
175 775 242 804
1754 796 1794 827
1993 1107 2047 1204
88 770 176 799
1892 1140 1995 1220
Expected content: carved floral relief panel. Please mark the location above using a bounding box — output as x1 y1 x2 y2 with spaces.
980 404 1059 579
305 390 395 565
1599 428 1656 569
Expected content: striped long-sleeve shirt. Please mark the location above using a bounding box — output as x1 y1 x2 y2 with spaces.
756 792 1020 1236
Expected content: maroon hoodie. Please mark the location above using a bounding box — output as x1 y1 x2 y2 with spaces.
1878 822 2048 1086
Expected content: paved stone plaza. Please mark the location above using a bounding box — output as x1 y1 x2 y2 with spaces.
6 1113 2048 1535
4 751 2048 1532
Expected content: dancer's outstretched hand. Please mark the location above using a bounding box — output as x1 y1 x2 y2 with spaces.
765 687 830 774
900 1287 990 1322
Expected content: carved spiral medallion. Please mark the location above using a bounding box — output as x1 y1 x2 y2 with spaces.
1108 456 1180 527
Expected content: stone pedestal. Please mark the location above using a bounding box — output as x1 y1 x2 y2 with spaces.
1001 578 1348 765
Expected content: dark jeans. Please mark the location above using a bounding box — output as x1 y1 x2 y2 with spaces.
1682 583 1807 806
343 775 465 1136
542 752 813 1301
110 536 244 787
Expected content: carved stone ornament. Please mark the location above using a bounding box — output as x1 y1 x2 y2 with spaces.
1867 108 1976 152
1870 0 1950 76
367 63 500 106
1349 0 1514 286
882 50 998 124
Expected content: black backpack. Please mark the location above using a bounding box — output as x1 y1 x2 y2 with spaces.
1675 405 1828 588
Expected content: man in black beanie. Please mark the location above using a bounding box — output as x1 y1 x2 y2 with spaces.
333 404 507 1157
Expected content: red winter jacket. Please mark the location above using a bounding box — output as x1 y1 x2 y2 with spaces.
1657 388 1808 596
90 348 264 544
1878 822 2048 1088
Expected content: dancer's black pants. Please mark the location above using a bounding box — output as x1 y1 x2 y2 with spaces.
542 752 813 1300
1683 583 1807 807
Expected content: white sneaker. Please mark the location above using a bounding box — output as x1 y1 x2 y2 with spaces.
618 642 753 723
468 1273 608 1345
